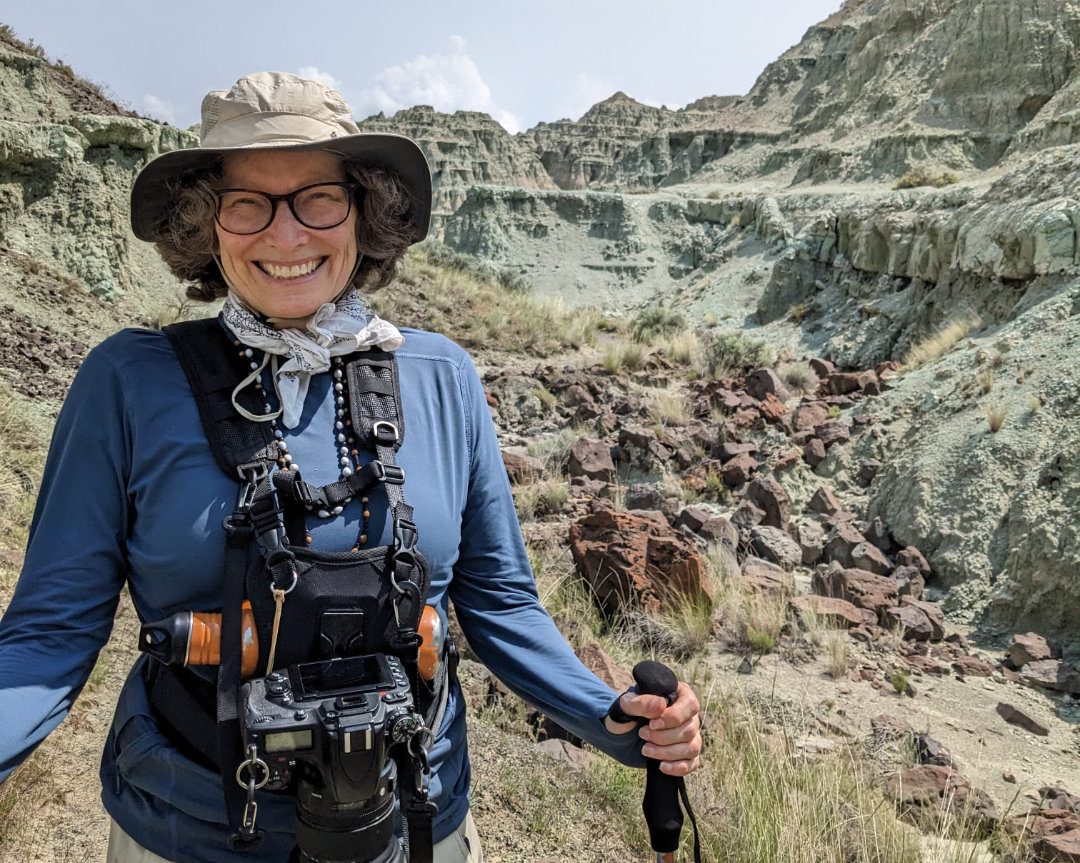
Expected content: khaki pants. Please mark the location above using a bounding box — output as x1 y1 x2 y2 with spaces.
107 813 484 862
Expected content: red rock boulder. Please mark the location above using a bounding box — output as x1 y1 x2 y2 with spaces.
568 510 712 618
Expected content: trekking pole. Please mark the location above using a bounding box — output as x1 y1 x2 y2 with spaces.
633 660 702 863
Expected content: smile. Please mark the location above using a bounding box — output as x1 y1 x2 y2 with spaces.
255 257 327 280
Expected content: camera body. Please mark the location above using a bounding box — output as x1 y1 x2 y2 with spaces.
240 653 421 805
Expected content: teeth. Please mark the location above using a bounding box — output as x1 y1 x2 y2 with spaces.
261 259 321 279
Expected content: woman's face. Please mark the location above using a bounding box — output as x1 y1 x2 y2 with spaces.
214 149 358 325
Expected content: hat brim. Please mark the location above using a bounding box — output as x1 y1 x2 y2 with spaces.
130 133 432 244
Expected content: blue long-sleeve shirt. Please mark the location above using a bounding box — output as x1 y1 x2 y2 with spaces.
0 323 643 862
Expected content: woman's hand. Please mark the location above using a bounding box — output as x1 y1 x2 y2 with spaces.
604 681 702 777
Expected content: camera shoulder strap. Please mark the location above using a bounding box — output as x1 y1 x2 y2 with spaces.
162 318 279 480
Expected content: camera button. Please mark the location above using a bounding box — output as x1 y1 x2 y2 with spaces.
294 710 308 721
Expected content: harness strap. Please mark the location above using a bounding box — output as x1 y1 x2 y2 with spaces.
220 512 263 849
163 320 278 480
275 459 405 512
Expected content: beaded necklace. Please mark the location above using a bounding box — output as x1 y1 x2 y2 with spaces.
233 341 372 551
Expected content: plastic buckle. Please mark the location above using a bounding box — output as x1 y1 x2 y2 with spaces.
393 518 418 555
371 461 405 485
372 421 399 447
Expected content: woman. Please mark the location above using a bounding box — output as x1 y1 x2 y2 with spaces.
0 72 701 862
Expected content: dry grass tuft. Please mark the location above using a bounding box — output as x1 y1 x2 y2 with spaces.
659 329 703 368
513 476 571 521
779 362 820 395
647 388 692 427
0 389 52 572
602 339 648 374
903 315 981 370
705 548 789 654
984 403 1007 433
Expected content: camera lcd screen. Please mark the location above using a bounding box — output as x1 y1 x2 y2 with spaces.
292 654 394 700
265 730 313 753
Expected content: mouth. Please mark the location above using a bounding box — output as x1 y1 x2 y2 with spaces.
255 257 328 281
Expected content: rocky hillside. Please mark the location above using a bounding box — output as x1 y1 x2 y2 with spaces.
358 106 557 222
0 28 192 361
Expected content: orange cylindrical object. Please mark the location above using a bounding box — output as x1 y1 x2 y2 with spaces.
186 600 259 679
417 605 442 682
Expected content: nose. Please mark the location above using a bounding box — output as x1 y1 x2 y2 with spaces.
262 199 308 246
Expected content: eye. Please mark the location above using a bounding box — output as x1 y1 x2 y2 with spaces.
301 185 349 203
218 190 268 210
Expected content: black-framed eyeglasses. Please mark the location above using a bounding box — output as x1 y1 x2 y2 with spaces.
213 181 358 235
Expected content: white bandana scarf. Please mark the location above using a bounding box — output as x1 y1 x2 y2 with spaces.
221 289 404 429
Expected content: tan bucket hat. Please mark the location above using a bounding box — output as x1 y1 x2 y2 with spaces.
130 71 431 243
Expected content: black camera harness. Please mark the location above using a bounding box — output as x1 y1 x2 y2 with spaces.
154 319 446 862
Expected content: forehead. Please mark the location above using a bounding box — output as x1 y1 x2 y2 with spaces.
219 149 346 191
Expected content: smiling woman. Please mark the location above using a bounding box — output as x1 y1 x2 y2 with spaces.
155 151 417 308
213 150 360 326
0 70 702 863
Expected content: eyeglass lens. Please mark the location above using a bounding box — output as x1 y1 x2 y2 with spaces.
216 184 353 234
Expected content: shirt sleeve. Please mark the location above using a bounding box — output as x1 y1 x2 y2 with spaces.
0 344 131 783
447 354 645 768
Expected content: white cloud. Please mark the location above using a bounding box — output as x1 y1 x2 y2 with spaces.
141 93 177 125
297 66 343 91
353 36 521 133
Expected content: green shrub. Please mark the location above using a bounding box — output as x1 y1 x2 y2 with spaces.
530 386 557 409
630 307 686 343
894 167 960 189
701 331 774 378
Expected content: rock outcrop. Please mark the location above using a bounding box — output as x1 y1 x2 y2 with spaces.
0 32 193 307
358 105 556 226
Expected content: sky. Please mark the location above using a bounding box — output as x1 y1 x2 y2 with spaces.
2 0 843 133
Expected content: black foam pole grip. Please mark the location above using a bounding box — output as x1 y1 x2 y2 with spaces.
634 660 682 856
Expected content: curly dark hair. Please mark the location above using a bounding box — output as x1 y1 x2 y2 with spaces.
153 154 417 302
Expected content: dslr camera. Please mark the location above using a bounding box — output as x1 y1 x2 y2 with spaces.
240 653 424 863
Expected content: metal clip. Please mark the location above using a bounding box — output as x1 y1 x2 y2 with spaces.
372 421 399 446
235 463 268 513
235 743 270 790
241 792 258 834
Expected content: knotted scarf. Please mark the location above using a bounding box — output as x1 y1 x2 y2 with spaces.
221 289 403 428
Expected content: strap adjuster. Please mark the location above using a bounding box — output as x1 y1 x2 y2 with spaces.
370 461 405 484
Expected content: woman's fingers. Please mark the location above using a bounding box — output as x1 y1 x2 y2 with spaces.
657 756 702 777
639 713 700 747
